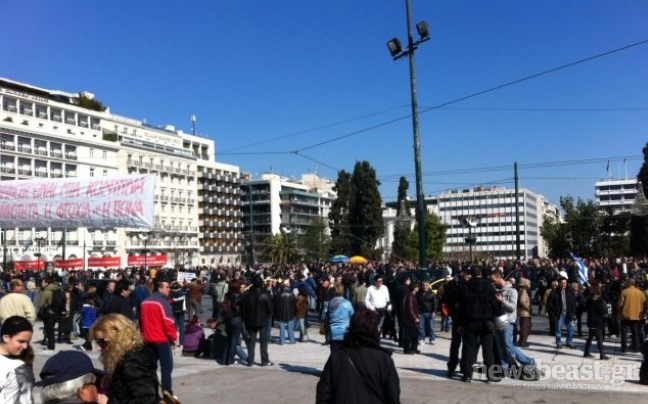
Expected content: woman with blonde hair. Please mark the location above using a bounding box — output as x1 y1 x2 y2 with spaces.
90 313 160 404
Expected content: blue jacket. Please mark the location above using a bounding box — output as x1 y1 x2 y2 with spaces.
81 304 98 329
326 297 354 341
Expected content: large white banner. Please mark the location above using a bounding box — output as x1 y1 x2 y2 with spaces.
0 174 156 228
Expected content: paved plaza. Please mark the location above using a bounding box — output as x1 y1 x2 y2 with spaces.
26 297 648 403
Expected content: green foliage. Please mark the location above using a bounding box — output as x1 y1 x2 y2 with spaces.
264 233 297 266
298 217 331 263
329 170 352 255
407 211 447 263
76 93 107 112
349 161 384 257
630 142 648 255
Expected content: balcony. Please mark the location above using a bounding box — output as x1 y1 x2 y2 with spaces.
79 121 89 128
65 118 76 125
17 168 32 176
92 124 101 130
65 152 77 160
36 148 48 156
52 115 62 122
65 171 77 178
3 104 17 112
51 150 63 158
0 143 15 151
1 166 15 174
17 145 32 154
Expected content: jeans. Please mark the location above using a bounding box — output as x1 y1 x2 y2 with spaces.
225 316 243 365
149 342 173 393
174 315 185 346
73 312 82 336
296 317 309 341
441 315 450 332
419 312 436 342
496 324 533 368
555 313 575 347
245 325 270 366
277 318 296 344
621 319 641 352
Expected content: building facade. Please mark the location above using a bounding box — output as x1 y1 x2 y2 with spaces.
379 186 557 261
595 178 638 215
241 173 335 264
0 77 241 271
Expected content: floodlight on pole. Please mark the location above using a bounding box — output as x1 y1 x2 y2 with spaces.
386 0 431 268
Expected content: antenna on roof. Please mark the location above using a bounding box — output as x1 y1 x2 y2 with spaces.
191 115 197 136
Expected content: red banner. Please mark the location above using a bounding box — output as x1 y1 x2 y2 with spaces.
14 260 46 271
127 254 167 267
54 258 84 269
88 256 122 268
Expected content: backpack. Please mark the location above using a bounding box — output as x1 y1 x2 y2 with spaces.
50 288 67 318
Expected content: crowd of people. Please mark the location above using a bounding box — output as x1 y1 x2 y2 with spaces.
0 256 647 402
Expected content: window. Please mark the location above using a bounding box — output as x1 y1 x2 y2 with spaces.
103 170 108 177
89 148 94 158
102 150 107 160
89 168 95 177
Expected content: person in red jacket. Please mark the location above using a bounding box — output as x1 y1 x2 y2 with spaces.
140 280 177 394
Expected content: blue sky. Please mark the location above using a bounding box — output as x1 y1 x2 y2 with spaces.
2 1 647 205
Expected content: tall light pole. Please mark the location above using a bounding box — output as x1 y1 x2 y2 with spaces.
463 216 479 263
387 0 430 268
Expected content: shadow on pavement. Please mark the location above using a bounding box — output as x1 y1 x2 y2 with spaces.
400 367 449 379
278 363 322 377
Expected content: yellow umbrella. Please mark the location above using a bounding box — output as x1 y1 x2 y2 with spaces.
349 256 368 264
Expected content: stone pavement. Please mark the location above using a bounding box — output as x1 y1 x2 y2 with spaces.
27 307 647 403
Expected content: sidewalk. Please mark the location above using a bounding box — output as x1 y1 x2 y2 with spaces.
29 313 647 396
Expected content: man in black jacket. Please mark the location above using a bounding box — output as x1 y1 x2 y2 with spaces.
242 275 274 366
416 282 436 345
103 280 135 320
274 280 297 345
392 276 411 347
458 267 500 383
443 267 470 377
548 272 577 349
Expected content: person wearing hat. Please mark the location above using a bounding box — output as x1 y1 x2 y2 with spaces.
37 350 106 404
548 272 577 349
0 316 35 404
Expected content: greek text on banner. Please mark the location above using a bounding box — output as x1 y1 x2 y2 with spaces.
0 175 156 228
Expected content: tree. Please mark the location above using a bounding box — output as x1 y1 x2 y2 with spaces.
630 142 648 255
349 161 384 257
407 211 446 263
264 233 296 266
75 93 107 112
299 217 331 263
391 176 412 262
329 170 352 255
540 196 603 258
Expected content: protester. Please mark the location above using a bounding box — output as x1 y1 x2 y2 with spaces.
91 313 161 404
583 281 610 360
296 286 310 342
402 283 420 354
182 316 205 356
322 283 355 353
139 280 177 394
223 281 246 365
0 316 35 404
549 272 577 349
0 279 36 325
364 276 391 331
241 274 274 367
618 277 646 353
274 279 297 345
38 276 62 351
416 282 436 345
316 309 400 404
37 350 105 404
516 278 532 347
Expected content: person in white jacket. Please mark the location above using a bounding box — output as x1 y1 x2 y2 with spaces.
364 276 391 329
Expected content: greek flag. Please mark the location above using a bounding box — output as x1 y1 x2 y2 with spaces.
570 251 588 285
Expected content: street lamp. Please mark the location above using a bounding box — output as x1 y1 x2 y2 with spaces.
387 0 431 268
462 216 480 263
34 236 48 271
137 233 149 272
1 229 6 272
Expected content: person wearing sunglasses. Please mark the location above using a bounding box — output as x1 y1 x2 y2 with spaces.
90 314 161 404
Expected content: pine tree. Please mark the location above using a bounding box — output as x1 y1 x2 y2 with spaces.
329 170 352 255
349 161 383 257
407 211 446 263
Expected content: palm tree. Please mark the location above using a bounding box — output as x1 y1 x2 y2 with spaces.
264 233 297 266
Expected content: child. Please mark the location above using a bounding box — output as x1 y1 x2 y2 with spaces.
80 294 98 351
